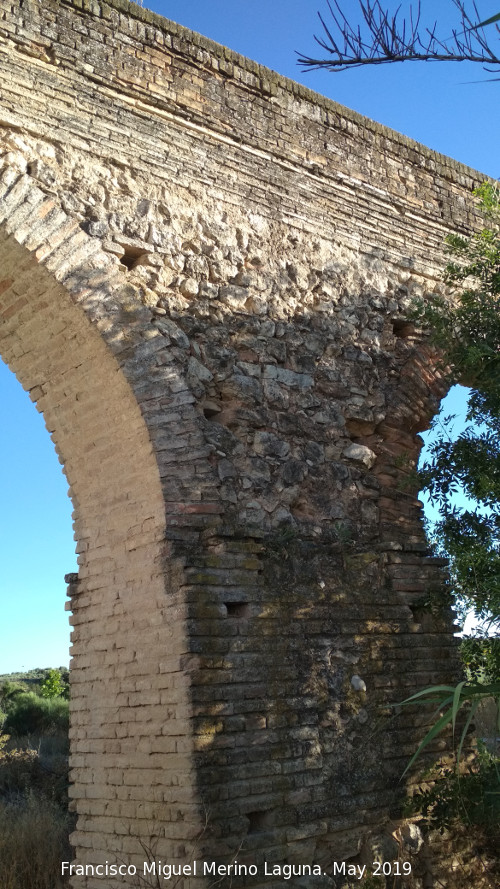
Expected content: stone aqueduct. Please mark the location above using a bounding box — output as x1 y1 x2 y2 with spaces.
0 1 487 886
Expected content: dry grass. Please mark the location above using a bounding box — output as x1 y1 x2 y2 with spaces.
0 794 72 889
0 735 72 889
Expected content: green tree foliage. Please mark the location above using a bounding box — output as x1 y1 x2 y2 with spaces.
0 681 25 711
416 182 500 635
409 743 500 842
0 670 69 737
402 184 500 851
39 669 68 699
2 693 69 737
462 635 500 682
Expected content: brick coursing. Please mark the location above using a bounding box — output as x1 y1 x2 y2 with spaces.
0 1 493 887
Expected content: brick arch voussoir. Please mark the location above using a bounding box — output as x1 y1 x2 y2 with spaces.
0 169 218 515
0 168 205 873
366 334 452 548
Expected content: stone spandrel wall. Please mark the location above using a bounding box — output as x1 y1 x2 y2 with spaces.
0 0 492 886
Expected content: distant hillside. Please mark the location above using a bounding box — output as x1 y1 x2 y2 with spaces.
0 667 68 691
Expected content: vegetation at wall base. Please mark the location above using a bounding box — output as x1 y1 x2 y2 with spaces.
0 669 72 889
405 745 500 887
409 744 500 831
0 790 72 889
398 182 500 875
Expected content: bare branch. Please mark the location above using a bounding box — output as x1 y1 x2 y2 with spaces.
297 0 500 73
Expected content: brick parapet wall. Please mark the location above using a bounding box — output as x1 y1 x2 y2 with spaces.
12 0 484 178
0 0 488 261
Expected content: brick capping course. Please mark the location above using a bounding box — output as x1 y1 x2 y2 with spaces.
61 0 491 184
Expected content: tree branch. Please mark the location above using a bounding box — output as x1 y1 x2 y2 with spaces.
298 1 500 73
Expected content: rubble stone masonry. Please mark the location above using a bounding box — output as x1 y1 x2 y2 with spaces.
0 1 491 887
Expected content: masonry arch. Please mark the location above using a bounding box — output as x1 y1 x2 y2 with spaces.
0 171 202 878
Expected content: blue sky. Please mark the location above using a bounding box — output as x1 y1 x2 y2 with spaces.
0 363 75 674
1 1 498 672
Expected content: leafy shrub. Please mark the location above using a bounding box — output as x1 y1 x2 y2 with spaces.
0 735 68 807
410 745 500 833
461 636 500 684
2 693 69 737
0 681 26 712
405 184 500 882
0 736 40 799
40 668 68 699
0 671 72 888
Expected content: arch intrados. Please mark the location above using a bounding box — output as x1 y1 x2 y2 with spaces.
0 176 196 863
0 219 166 593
